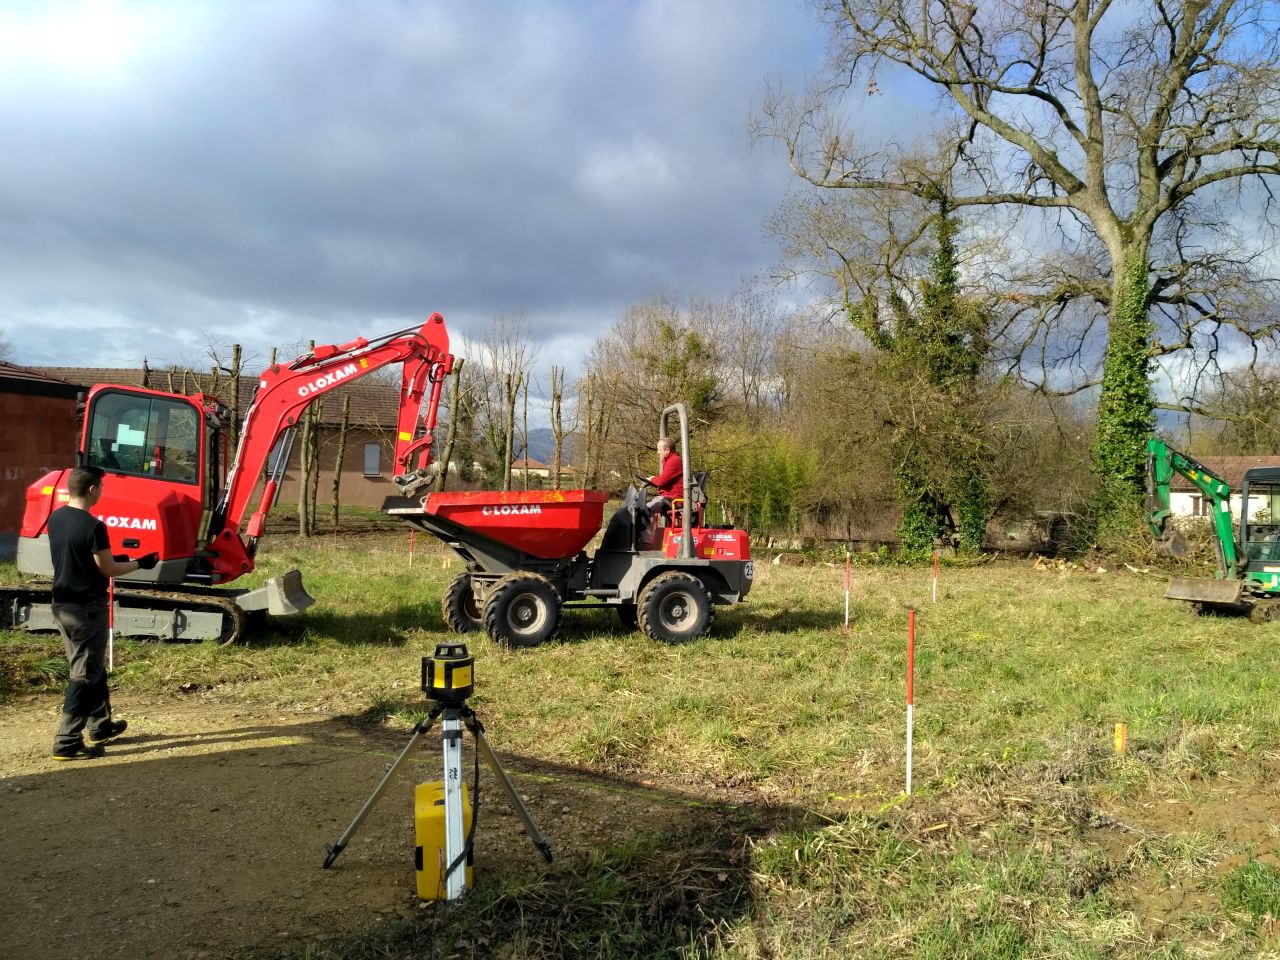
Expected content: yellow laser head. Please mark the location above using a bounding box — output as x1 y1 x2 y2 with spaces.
421 642 474 705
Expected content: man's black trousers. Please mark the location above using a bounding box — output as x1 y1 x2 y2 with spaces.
52 597 114 748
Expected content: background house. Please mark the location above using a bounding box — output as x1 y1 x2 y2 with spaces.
1167 456 1280 519
0 363 80 545
34 365 413 509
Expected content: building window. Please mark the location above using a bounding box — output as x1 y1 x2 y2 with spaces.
363 443 381 477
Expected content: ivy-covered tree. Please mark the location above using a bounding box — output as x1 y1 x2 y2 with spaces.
863 198 992 554
762 0 1280 538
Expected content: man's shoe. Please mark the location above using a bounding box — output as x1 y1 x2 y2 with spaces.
51 741 106 761
86 719 128 746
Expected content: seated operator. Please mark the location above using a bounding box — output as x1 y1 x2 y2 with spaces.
639 437 683 522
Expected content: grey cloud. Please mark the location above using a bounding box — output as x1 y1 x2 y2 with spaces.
0 0 820 367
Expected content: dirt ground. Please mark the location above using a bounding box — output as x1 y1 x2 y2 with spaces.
0 696 698 960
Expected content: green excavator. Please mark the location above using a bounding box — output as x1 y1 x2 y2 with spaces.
1146 436 1280 621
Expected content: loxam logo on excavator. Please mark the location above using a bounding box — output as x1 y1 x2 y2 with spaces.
97 515 158 531
297 363 360 398
481 504 543 516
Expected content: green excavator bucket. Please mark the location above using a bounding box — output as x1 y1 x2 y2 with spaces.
1152 530 1190 558
1165 576 1244 608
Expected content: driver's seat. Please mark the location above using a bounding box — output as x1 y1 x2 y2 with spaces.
672 471 708 529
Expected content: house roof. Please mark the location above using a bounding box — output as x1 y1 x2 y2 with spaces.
511 456 548 470
1170 456 1280 491
0 361 81 398
32 365 402 428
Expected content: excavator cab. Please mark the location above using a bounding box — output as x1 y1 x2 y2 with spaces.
1241 468 1280 566
75 386 221 584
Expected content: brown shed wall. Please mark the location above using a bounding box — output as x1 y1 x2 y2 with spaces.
0 393 79 532
273 426 400 508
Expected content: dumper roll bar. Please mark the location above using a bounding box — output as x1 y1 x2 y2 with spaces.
659 403 694 560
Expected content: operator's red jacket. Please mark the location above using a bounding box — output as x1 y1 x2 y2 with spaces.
650 450 682 499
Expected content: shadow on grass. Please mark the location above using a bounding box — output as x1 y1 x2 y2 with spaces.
248 601 449 648
2 711 808 960
246 594 843 652
715 604 845 634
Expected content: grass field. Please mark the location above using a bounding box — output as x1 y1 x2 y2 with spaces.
4 532 1280 959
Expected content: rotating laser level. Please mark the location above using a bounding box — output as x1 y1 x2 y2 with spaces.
322 642 552 900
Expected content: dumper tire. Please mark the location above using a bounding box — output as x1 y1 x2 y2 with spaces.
443 573 484 633
637 571 714 644
615 603 638 631
484 573 562 648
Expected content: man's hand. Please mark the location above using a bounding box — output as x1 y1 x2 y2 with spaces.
135 552 160 570
635 473 652 487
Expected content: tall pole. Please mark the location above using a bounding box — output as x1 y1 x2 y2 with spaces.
906 607 915 796
107 578 115 672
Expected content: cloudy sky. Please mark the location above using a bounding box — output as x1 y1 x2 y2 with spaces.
0 0 842 375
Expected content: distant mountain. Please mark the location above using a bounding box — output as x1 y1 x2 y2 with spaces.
518 428 559 464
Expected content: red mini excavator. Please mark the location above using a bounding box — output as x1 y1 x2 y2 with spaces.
5 314 454 643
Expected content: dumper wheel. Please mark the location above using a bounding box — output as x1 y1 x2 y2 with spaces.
615 603 638 631
443 573 484 633
638 571 714 644
484 573 562 648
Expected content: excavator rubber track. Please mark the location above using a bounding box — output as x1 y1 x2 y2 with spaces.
0 582 249 645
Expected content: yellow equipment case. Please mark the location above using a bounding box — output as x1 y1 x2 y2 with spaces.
414 780 473 899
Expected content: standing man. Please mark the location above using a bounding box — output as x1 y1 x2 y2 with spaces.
49 465 157 761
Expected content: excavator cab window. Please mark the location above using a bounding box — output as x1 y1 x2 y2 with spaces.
1242 479 1280 564
84 390 201 485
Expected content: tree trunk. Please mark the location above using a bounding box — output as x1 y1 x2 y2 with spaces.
331 395 350 531
502 371 522 492
298 407 312 537
1093 246 1155 537
435 358 466 493
550 366 564 491
522 377 530 490
228 343 242 453
298 341 316 537
307 400 323 532
581 373 594 487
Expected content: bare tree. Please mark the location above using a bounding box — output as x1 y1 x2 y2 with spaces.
549 365 567 490
580 296 723 486
760 0 1280 530
434 358 467 492
331 395 351 530
298 341 316 537
521 374 530 490
472 313 536 490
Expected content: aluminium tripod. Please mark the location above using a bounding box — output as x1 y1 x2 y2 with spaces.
322 646 552 901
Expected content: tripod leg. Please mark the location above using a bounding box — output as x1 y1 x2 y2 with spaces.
471 727 554 863
323 711 439 869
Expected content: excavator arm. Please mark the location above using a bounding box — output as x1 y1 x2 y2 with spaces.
203 313 454 583
1145 436 1239 580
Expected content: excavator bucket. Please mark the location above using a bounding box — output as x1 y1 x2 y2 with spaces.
1165 576 1244 607
237 569 316 616
1153 530 1190 558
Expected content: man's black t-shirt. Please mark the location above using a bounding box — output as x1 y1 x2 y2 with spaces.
48 506 110 604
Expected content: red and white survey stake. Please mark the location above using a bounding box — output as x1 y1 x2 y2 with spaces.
843 550 851 631
906 607 916 795
107 578 115 673
931 549 939 603
409 529 416 568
